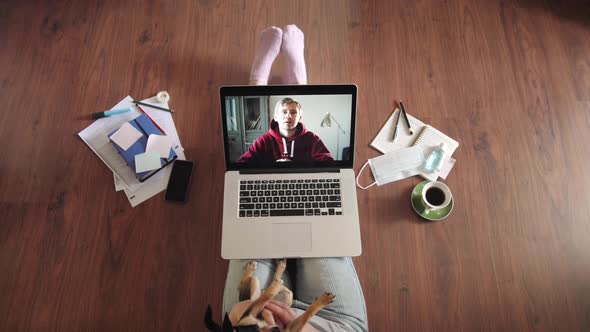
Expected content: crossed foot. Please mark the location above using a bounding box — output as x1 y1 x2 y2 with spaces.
249 25 307 85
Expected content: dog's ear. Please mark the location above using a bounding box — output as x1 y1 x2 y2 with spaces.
222 312 234 332
204 305 221 332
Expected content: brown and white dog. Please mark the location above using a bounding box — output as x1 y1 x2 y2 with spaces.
205 259 335 332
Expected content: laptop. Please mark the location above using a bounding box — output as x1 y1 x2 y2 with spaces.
220 85 361 259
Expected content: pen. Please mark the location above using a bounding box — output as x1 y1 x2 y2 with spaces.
399 100 413 135
91 107 132 119
392 108 401 141
136 105 167 135
132 100 174 113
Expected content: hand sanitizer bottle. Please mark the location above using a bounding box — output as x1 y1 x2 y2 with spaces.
424 143 447 172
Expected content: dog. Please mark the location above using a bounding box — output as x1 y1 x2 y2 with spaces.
205 259 335 332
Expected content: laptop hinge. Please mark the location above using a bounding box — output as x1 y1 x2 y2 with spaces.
239 168 340 174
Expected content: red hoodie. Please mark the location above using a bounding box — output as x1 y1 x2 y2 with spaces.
236 120 334 165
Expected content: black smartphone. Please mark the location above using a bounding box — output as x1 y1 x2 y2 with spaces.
165 160 194 202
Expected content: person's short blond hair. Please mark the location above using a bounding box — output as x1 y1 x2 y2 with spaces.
274 97 302 115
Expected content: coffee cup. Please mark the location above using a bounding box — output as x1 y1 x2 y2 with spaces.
419 181 452 214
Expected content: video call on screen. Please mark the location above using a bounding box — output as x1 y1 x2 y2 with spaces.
224 94 353 165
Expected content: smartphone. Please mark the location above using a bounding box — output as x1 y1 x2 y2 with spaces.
165 160 194 202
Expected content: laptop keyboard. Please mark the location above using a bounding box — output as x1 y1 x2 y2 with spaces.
238 178 342 218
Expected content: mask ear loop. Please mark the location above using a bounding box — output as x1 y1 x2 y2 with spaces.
356 160 377 189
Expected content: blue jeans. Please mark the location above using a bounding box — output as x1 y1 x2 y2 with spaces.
223 258 368 332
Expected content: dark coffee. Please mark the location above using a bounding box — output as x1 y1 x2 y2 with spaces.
425 187 446 206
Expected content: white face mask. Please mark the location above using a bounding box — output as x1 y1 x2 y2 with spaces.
356 146 425 189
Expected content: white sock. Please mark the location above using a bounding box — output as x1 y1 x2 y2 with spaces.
249 26 282 85
281 24 307 84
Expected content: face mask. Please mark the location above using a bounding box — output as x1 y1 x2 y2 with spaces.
356 146 425 189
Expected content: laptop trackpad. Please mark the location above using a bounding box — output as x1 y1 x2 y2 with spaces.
272 223 312 253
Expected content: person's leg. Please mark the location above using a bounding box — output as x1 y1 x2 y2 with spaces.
222 259 293 316
280 24 307 84
293 257 368 331
249 26 283 85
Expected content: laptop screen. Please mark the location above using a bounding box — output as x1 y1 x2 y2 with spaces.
220 85 357 171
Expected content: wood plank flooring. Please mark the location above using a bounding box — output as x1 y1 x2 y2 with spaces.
1 0 589 330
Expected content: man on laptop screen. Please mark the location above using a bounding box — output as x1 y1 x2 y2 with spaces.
220 84 361 259
237 97 334 165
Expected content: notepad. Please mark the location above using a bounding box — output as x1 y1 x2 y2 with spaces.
370 109 459 181
410 124 459 180
370 109 424 153
108 113 177 182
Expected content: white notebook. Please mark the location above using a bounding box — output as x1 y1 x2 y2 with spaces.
370 108 459 181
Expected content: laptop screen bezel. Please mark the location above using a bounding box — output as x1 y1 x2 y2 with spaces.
219 85 357 171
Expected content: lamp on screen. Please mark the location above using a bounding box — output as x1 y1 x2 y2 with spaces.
320 112 346 160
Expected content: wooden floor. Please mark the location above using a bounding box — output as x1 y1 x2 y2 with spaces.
1 0 589 331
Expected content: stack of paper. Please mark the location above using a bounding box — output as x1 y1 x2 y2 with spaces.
79 96 186 207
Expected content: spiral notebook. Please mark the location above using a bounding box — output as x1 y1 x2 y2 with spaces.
370 108 459 181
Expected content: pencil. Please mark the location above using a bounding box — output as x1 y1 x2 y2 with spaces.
399 100 413 135
136 105 167 135
392 108 401 141
132 100 174 113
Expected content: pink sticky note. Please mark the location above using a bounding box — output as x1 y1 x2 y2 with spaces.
110 122 142 151
145 134 173 158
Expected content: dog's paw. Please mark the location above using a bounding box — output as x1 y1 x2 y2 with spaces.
315 292 336 306
274 259 287 276
273 259 287 282
245 261 257 272
277 259 287 269
268 279 284 291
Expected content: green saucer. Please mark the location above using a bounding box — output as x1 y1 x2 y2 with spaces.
411 181 454 221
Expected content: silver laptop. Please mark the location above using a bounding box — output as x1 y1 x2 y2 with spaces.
220 85 361 259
